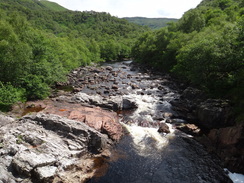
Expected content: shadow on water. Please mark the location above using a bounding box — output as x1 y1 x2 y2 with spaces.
88 130 232 183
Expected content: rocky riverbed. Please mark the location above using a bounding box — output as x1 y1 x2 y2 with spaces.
0 61 243 182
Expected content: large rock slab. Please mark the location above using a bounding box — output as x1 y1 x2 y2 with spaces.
12 98 124 141
72 92 138 111
197 99 234 130
0 113 113 182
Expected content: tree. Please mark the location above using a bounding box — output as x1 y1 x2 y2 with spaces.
178 8 206 33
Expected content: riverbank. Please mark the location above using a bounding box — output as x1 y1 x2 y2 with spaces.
0 61 242 182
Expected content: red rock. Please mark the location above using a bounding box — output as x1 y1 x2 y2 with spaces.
16 99 123 141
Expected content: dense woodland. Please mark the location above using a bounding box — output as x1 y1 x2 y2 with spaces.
0 0 149 110
123 17 178 29
132 0 244 122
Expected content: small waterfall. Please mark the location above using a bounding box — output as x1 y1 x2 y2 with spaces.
121 123 175 157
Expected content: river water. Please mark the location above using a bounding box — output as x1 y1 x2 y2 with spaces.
75 61 233 183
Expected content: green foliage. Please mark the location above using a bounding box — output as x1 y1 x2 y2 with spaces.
132 0 244 120
124 17 178 30
173 24 241 94
20 75 50 100
0 0 148 111
132 24 179 71
178 8 206 33
38 0 67 11
0 82 25 111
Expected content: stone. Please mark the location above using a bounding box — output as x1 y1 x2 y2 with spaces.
35 166 57 182
0 165 16 183
111 85 119 90
106 66 113 70
197 99 234 130
12 150 56 176
122 98 138 110
207 124 244 173
0 114 15 127
181 87 205 101
176 123 201 136
162 112 173 118
158 123 170 133
0 112 115 182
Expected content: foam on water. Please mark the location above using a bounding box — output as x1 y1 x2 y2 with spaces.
226 169 244 183
122 123 175 157
122 93 174 123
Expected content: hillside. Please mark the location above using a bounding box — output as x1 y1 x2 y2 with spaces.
0 0 148 110
123 17 178 29
0 0 67 11
38 0 68 11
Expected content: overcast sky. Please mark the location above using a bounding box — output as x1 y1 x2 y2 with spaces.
48 0 202 18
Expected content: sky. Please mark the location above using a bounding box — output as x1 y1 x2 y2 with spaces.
48 0 203 19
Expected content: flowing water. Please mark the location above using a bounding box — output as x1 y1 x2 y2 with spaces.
78 61 233 183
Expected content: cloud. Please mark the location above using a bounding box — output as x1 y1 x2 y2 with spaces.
49 0 202 18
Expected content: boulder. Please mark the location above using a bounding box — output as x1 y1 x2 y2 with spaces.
207 124 244 173
181 87 205 101
34 166 57 182
197 99 234 130
0 114 15 127
122 98 138 110
158 123 170 134
176 123 201 136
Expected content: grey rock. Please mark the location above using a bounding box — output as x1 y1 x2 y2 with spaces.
0 113 112 182
0 114 15 127
122 98 138 110
72 93 138 111
12 150 56 176
34 166 57 182
0 165 16 183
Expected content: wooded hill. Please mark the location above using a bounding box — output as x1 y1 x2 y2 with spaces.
132 0 244 122
123 17 178 29
0 0 149 110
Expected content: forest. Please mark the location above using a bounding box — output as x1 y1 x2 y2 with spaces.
0 0 243 122
131 0 244 121
123 17 178 29
0 0 148 110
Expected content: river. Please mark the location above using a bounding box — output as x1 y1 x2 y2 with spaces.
67 61 236 183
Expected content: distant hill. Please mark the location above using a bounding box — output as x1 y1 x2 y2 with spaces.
123 17 178 29
39 0 68 11
0 0 67 11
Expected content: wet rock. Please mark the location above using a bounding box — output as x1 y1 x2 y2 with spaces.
158 123 170 133
197 99 234 130
122 98 138 110
176 123 201 136
162 112 174 118
104 90 109 94
112 85 118 90
207 124 244 173
105 66 113 71
131 84 139 89
181 87 205 101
